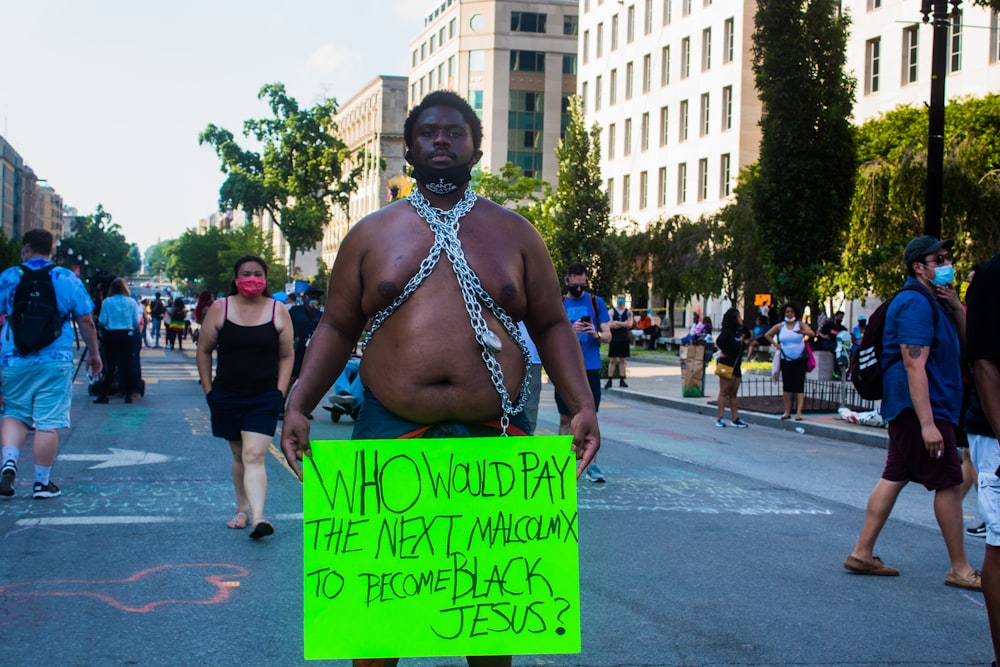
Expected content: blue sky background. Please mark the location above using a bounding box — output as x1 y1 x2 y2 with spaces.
0 0 435 254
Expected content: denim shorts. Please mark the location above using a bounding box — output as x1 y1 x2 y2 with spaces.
970 434 1000 547
205 388 283 442
1 361 74 430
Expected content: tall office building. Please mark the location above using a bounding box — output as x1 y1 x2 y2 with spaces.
409 0 579 185
578 0 761 227
0 136 25 239
324 76 409 268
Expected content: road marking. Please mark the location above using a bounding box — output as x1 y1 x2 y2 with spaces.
59 448 172 469
17 516 178 526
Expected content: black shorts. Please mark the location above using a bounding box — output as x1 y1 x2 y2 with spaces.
206 388 284 442
554 369 602 415
608 340 631 358
883 410 963 491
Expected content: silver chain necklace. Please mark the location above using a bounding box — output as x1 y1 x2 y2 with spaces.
363 187 531 434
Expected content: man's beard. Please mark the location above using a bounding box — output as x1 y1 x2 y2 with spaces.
411 163 472 195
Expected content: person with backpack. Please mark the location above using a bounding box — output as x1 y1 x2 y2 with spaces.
844 236 982 591
149 292 166 348
0 229 102 499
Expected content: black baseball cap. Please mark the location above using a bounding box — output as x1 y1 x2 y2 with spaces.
904 236 953 267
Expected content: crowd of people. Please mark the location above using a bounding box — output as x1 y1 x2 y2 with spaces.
0 92 997 666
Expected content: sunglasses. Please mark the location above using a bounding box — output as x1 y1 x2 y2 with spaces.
923 253 953 265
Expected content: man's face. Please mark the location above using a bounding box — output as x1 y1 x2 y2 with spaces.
565 273 588 297
408 105 482 169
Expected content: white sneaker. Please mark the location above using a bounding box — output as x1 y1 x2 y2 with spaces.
584 464 606 483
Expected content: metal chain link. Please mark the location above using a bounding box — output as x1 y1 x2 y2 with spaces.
363 187 531 434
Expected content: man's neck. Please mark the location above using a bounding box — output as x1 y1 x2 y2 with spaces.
23 252 49 263
416 182 470 209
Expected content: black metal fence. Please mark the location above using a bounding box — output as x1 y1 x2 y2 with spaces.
738 374 879 412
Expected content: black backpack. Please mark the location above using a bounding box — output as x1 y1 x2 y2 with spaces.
10 264 64 354
849 285 939 401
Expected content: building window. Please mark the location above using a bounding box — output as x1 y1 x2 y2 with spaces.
597 22 604 57
421 42 427 60
610 69 618 105
608 178 615 211
561 94 572 138
622 174 631 212
583 30 590 64
681 37 691 79
511 12 547 33
469 50 485 71
511 50 546 72
644 0 653 35
430 34 436 53
702 28 712 71
724 18 735 64
581 81 589 115
642 54 652 93
661 46 671 86
595 75 603 110
663 0 672 25
624 118 633 156
867 0 881 9
950 10 962 72
658 167 668 206
640 112 650 151
659 106 669 146
450 18 457 38
639 171 649 210
508 91 544 178
608 123 616 159
412 50 418 67
864 37 880 94
625 61 634 100
720 153 732 198
991 10 1000 64
611 14 619 51
700 93 710 136
682 0 692 17
564 15 579 35
563 54 577 74
677 163 687 204
627 5 635 43
679 99 689 142
470 90 484 118
902 25 919 84
698 158 709 201
722 85 733 131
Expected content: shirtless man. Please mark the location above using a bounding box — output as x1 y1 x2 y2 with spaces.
280 91 600 667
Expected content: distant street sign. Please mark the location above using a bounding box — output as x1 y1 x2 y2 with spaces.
754 294 772 307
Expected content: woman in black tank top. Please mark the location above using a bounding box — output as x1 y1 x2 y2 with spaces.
196 255 294 540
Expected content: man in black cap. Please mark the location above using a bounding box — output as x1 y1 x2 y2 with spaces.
845 235 981 591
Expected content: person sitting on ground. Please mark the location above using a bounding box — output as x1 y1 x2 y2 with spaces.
745 314 771 360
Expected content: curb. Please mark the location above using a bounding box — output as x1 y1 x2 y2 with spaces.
605 387 890 450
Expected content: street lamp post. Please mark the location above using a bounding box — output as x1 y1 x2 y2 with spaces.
921 0 961 239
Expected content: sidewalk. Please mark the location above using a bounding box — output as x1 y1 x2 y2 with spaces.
594 357 890 449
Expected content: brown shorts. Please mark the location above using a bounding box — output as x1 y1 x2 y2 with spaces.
882 409 963 491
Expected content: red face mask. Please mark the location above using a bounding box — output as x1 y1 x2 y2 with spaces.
235 276 266 299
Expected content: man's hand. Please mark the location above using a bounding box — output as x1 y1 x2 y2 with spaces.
922 422 945 459
86 354 103 380
280 408 313 481
569 409 601 478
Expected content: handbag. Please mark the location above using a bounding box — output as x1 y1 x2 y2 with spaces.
714 362 734 380
805 342 817 372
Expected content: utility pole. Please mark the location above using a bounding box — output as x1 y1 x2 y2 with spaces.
920 0 961 239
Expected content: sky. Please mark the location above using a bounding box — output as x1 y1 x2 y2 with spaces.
0 0 439 256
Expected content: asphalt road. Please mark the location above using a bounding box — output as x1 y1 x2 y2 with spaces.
0 348 991 666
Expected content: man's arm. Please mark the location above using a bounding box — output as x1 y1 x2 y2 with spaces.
75 313 103 378
901 343 943 456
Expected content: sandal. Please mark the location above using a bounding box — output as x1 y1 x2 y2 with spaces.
227 511 249 529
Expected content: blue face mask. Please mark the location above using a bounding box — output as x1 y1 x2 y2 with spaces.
929 264 954 286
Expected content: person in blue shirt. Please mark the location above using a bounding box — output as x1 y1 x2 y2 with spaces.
557 262 610 482
845 236 981 591
94 277 143 404
0 229 102 499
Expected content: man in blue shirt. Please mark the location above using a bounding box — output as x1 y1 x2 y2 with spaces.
557 262 610 482
844 236 981 591
0 229 102 499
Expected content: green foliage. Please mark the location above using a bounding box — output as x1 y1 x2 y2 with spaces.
54 204 140 278
0 234 23 273
143 241 171 276
645 215 723 309
842 94 1000 298
712 165 768 310
199 83 364 276
473 162 548 211
165 224 284 296
549 96 618 299
751 0 857 307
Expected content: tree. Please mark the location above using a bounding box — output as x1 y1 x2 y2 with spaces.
56 204 140 278
199 83 365 277
841 94 1000 298
0 234 22 273
751 0 857 308
549 96 618 299
713 165 770 316
473 162 548 212
164 224 284 296
644 215 723 328
144 241 171 277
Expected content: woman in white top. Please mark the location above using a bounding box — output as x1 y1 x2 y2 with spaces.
765 302 815 421
95 278 143 404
